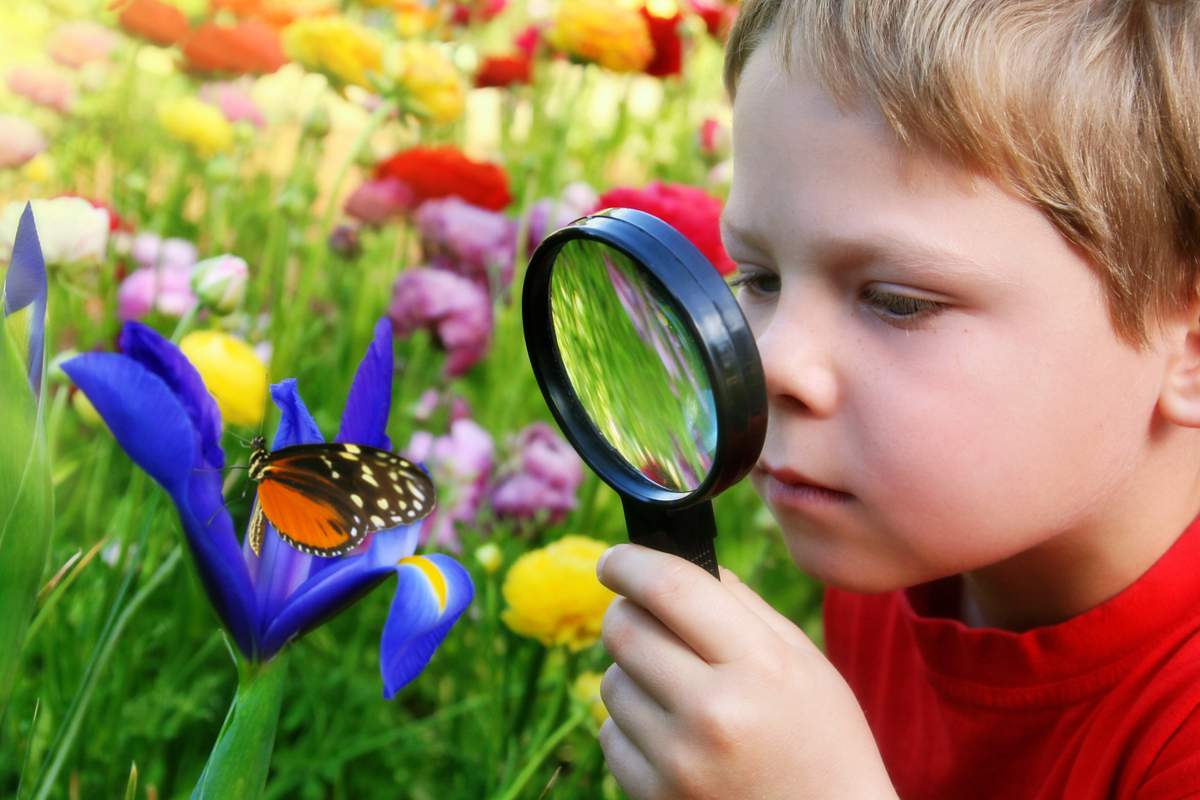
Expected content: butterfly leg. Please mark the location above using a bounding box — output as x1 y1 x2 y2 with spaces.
249 501 266 557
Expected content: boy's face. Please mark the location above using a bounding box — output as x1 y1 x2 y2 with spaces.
725 41 1180 592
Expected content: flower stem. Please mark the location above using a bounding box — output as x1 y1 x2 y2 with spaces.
191 652 290 799
494 707 587 800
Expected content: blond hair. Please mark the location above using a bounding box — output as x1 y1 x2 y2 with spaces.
724 0 1200 347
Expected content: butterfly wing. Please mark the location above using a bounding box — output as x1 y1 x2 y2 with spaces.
256 442 436 557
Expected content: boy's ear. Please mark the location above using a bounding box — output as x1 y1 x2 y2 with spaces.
1158 297 1200 428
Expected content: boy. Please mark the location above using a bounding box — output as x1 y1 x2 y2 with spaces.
596 1 1200 797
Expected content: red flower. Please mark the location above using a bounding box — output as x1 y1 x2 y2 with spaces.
514 24 543 59
450 0 508 26
687 0 737 40
474 53 532 88
596 182 735 275
640 7 684 78
182 20 287 75
113 0 190 46
374 146 513 211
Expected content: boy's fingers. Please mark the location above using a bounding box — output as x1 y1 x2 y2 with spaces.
719 566 819 654
599 718 663 800
601 597 706 710
597 544 773 665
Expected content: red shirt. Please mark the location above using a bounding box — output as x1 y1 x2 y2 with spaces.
825 515 1200 799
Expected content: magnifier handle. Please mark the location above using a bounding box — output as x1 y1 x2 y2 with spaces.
620 498 720 580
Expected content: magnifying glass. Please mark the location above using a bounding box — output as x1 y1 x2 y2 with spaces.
522 207 767 579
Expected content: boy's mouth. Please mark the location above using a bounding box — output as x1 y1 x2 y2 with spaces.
755 463 855 506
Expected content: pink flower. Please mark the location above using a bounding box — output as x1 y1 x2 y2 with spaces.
48 22 118 70
415 197 517 292
488 422 584 524
697 117 730 161
389 267 493 376
131 232 198 270
7 66 75 114
198 79 266 128
405 418 495 550
525 180 599 251
117 264 198 320
344 177 414 226
0 115 46 168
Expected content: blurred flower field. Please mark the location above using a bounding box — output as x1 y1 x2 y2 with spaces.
0 0 823 797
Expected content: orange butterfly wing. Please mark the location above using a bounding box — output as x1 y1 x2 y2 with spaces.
256 476 357 555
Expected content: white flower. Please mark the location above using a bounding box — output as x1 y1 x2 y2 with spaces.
0 197 109 266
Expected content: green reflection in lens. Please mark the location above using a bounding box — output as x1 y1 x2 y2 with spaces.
550 239 716 492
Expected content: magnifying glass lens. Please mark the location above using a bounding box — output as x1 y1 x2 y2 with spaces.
549 239 717 492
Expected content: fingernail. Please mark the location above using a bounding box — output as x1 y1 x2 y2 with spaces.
597 545 616 575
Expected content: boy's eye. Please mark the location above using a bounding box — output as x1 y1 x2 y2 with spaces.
860 286 945 325
727 270 779 297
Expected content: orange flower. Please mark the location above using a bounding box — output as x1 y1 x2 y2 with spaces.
374 146 512 211
113 0 190 47
211 0 334 28
182 20 288 75
547 0 652 73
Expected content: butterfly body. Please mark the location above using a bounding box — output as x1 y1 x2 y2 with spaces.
246 436 435 557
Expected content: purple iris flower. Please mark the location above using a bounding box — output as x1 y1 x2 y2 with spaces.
61 317 473 697
4 203 48 391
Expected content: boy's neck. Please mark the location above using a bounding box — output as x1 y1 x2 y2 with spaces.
958 441 1200 631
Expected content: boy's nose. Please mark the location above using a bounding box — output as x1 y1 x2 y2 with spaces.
755 315 840 418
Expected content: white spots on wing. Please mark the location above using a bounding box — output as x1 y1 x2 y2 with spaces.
370 514 386 528
332 470 340 479
344 444 361 454
407 481 425 502
377 497 389 510
362 473 379 488
351 494 364 508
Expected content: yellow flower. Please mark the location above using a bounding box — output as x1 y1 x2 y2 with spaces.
159 97 234 157
392 42 465 124
501 535 616 650
179 330 268 428
548 0 653 73
572 671 610 726
394 0 438 37
283 16 383 89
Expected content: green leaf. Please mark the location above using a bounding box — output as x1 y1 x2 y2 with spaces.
192 653 290 800
0 307 52 722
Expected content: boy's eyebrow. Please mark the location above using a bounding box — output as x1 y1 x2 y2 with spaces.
722 218 1009 285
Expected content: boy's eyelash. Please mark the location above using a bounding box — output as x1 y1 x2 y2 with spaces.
727 273 946 327
859 287 945 327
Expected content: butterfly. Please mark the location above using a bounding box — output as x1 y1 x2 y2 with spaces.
245 435 436 557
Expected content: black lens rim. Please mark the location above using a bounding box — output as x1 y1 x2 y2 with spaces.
522 207 767 507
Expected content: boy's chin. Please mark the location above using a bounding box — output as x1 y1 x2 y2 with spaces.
781 537 918 595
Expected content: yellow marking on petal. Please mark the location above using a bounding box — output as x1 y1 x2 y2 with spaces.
400 555 447 612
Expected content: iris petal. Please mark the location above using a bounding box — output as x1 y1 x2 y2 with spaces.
62 353 260 657
336 316 393 451
258 553 395 659
380 554 473 699
249 380 323 630
3 204 47 392
119 321 224 471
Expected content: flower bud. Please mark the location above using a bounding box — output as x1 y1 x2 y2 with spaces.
191 254 248 314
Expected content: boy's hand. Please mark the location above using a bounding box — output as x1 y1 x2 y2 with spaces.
596 543 898 800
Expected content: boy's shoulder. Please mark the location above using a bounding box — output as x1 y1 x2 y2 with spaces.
823 583 1200 798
